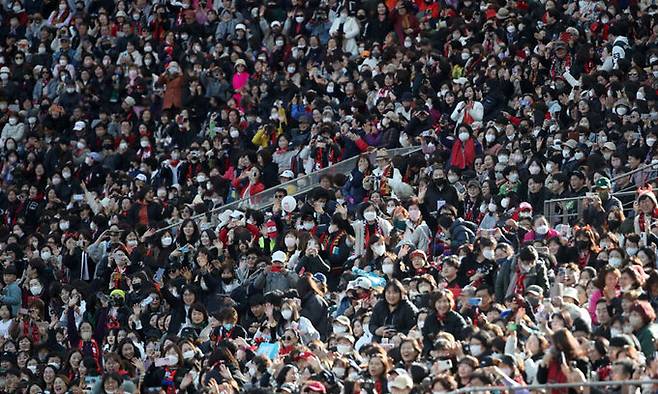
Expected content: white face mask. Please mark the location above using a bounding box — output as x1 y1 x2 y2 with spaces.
40 251 51 260
372 244 386 257
546 163 554 173
363 211 377 221
127 239 138 247
574 151 584 160
485 134 495 143
499 155 509 164
501 197 510 209
529 165 541 175
161 237 173 247
30 285 42 295
284 237 296 248
295 16 304 23
482 249 495 260
281 309 293 320
535 225 549 235
458 132 469 142
276 40 284 47
333 325 347 334
648 138 657 147
302 222 314 230
183 350 195 360
562 149 571 159
382 263 394 274
627 247 638 256
609 257 622 267
336 344 351 354
508 173 519 182
470 344 483 356
332 367 345 376
488 202 497 212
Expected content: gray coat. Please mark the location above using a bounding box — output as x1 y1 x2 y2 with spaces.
253 270 298 293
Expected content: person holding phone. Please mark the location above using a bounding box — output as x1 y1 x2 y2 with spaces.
536 328 589 392
143 344 191 393
369 279 418 342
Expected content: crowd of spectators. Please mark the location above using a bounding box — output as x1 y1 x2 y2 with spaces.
0 0 658 393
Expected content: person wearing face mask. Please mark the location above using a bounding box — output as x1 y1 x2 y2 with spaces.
523 215 559 243
503 246 549 299
320 215 354 290
352 202 392 257
0 112 24 147
442 125 482 170
277 300 320 344
402 198 431 253
254 251 299 293
329 4 360 56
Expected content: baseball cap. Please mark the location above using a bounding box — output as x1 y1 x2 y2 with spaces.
280 170 295 178
135 173 147 182
389 373 414 389
272 250 287 263
73 121 86 131
595 177 612 190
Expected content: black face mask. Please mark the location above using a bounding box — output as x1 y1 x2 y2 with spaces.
576 240 590 250
608 219 621 230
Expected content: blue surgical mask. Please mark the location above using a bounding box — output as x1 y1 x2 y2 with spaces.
223 323 234 331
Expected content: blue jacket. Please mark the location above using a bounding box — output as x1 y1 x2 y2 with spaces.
0 282 21 316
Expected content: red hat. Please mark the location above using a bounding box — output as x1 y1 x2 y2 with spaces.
305 381 327 393
295 351 315 361
410 250 427 260
485 8 497 19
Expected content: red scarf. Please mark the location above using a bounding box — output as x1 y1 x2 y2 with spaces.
22 320 40 343
162 367 178 394
450 138 476 169
78 339 101 367
515 269 527 295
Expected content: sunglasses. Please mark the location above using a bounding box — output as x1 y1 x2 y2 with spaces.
282 335 295 341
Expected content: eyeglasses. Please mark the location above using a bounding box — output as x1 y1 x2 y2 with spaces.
282 335 294 341
275 194 285 199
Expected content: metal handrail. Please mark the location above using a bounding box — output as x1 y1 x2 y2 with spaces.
448 379 658 394
612 161 658 182
155 146 422 234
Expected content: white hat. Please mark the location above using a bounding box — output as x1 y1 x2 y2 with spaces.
389 373 413 389
235 23 246 31
230 210 244 219
349 277 372 290
281 195 297 213
563 287 579 303
116 10 127 18
272 250 287 263
0 67 10 74
135 174 147 182
73 121 86 131
280 170 294 178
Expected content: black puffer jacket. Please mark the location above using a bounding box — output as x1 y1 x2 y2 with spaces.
421 310 468 354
